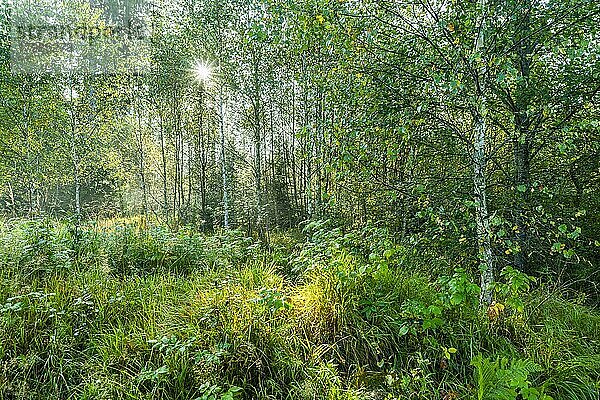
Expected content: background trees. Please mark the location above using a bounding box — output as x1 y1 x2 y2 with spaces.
0 0 598 292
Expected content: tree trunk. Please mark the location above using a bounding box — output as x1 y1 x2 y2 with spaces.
473 0 494 305
158 112 169 223
136 94 148 220
220 84 230 229
512 0 533 273
67 88 81 221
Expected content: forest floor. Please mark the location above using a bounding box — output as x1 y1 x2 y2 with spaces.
0 218 598 400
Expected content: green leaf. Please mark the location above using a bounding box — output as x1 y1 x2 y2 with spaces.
563 248 575 259
398 324 410 336
558 224 568 234
427 305 442 316
567 227 581 240
450 293 465 305
551 242 562 252
423 317 444 330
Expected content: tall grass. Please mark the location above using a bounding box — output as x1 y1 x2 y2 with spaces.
0 218 598 399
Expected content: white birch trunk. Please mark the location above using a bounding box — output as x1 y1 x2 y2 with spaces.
220 84 229 229
473 0 494 305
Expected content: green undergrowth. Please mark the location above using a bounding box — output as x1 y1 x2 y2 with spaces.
0 218 598 399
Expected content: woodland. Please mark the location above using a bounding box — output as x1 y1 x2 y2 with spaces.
0 0 599 399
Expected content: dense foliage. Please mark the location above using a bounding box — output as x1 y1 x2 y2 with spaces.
0 0 599 398
0 219 598 399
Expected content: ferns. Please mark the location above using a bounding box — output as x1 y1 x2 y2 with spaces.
471 355 551 400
